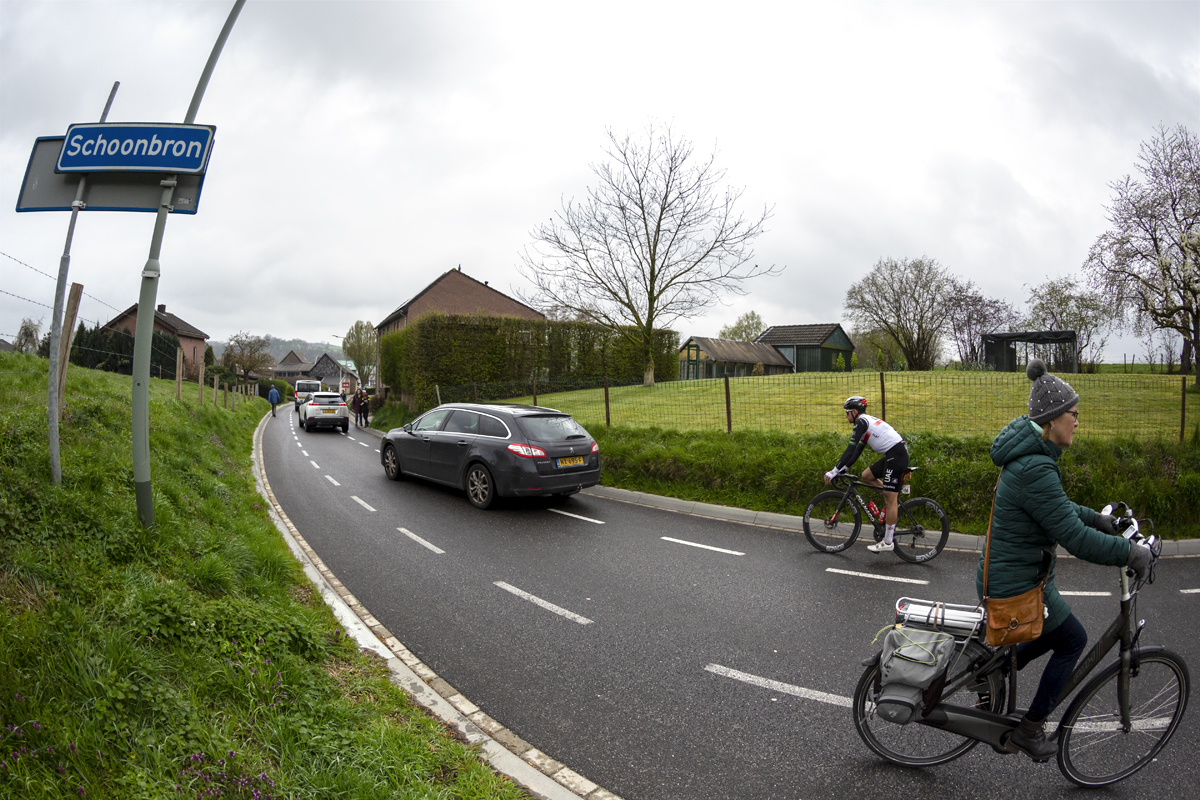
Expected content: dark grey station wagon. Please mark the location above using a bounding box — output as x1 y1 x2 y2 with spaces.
379 403 601 509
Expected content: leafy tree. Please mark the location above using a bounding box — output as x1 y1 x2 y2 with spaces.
14 317 41 354
718 311 766 342
519 123 776 386
835 353 846 372
945 278 1021 365
1084 125 1200 380
343 320 378 386
221 331 273 385
850 352 859 371
844 257 953 370
1023 277 1113 371
204 345 215 367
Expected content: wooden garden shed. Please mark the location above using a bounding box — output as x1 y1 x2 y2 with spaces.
678 336 793 379
754 324 855 372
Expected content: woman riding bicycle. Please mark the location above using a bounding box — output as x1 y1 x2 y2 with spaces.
979 359 1153 761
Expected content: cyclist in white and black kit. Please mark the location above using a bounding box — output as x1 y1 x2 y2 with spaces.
823 396 910 553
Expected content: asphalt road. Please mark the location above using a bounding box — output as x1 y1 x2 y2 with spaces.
261 410 1200 800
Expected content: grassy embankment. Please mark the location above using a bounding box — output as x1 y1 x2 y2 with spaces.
0 351 527 800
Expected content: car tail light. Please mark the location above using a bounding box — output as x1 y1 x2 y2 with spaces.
591 442 599 453
507 443 547 458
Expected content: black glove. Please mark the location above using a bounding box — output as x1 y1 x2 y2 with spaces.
1094 514 1121 536
1126 542 1153 581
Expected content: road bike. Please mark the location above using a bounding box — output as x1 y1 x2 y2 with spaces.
851 510 1189 787
802 470 950 563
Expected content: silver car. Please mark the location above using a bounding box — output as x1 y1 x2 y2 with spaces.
298 391 349 433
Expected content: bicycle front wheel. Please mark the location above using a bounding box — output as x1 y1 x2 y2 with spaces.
893 497 950 564
1057 647 1190 787
803 491 861 553
853 640 1004 766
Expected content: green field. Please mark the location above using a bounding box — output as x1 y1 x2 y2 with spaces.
502 371 1198 441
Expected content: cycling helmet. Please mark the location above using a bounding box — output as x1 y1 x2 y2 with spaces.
843 396 868 415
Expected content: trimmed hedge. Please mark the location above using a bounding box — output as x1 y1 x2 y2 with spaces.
379 314 678 410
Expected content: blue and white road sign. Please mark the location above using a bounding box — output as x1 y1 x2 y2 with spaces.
56 123 216 174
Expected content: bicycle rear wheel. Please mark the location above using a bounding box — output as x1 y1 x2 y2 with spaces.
893 497 950 564
803 491 861 553
853 640 1004 766
1057 647 1190 787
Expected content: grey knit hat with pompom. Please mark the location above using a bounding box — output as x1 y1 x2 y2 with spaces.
1027 358 1079 425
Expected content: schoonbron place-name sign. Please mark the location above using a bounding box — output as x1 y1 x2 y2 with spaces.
57 122 216 174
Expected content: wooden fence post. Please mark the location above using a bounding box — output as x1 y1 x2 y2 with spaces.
175 348 183 401
880 372 887 422
223 383 228 410
724 375 732 433
532 377 537 407
604 377 611 427
473 381 478 403
213 375 218 406
232 383 237 411
57 282 83 418
1182 377 1187 443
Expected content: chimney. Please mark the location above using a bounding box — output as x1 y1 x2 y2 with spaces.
157 304 166 313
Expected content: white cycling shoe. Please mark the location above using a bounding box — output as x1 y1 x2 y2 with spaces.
867 541 894 553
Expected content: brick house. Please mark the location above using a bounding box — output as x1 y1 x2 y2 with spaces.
374 267 545 392
104 303 208 378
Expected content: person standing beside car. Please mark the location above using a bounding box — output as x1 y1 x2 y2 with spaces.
350 391 362 427
359 389 370 427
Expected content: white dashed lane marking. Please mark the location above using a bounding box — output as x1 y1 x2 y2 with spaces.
661 536 744 556
309 461 319 469
351 496 376 512
360 442 370 447
705 664 852 708
325 476 340 486
1060 591 1111 596
494 582 593 625
399 527 444 554
1182 589 1200 594
549 508 605 524
825 567 928 585
302 451 309 457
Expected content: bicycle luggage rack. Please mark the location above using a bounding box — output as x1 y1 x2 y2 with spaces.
895 597 986 640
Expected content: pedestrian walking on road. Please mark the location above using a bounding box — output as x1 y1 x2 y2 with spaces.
267 386 280 417
350 391 361 427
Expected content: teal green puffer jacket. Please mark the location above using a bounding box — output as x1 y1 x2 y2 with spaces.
975 415 1130 634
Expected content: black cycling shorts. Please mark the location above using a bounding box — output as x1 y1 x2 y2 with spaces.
868 442 909 493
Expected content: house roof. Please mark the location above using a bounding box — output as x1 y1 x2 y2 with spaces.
279 350 309 364
376 267 545 330
0 339 13 352
756 324 845 347
105 304 208 340
683 336 792 366
312 352 357 378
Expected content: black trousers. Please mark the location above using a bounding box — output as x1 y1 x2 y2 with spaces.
1017 612 1088 721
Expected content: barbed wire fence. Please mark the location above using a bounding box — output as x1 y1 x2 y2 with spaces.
417 371 1197 443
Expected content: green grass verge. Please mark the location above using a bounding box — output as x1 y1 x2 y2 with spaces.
0 351 528 800
591 425 1200 539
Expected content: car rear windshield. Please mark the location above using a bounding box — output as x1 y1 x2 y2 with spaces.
313 395 342 405
296 382 321 392
516 415 589 442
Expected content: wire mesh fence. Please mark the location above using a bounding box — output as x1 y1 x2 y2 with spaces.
421 371 1197 441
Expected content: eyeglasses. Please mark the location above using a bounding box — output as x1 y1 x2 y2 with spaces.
1065 410 1079 420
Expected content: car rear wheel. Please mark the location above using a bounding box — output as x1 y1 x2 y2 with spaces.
383 445 403 481
466 463 495 509
341 419 349 433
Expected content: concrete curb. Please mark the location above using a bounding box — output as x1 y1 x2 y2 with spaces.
253 414 624 800
580 484 1200 557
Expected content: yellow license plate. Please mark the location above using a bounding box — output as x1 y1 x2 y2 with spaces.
323 409 336 414
557 456 585 467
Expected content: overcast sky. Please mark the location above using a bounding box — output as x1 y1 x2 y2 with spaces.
2 0 1197 363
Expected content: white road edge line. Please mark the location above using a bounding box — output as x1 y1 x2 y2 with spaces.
1060 591 1112 596
549 508 605 524
705 664 852 708
351 496 376 512
1182 589 1200 594
825 567 928 585
661 536 744 556
399 527 444 554
494 581 593 625
325 475 340 486
309 460 319 468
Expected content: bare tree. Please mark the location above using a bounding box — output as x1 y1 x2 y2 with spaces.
14 317 42 354
1084 124 1200 381
1024 277 1113 370
946 279 1021 365
718 310 766 342
519 124 776 385
844 256 953 371
221 331 273 383
343 320 377 386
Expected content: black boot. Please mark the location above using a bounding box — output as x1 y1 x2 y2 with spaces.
1008 714 1056 762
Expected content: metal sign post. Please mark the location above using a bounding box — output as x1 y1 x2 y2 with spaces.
131 0 245 527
